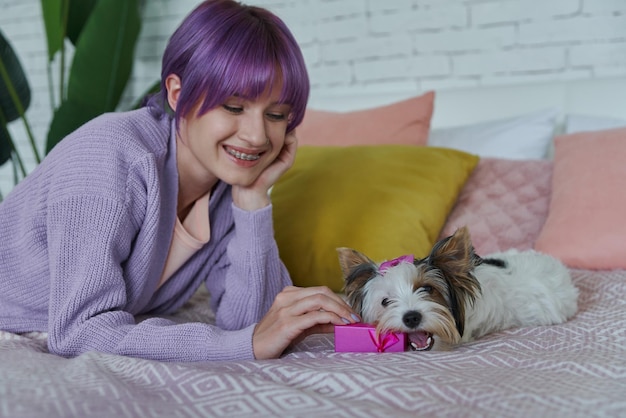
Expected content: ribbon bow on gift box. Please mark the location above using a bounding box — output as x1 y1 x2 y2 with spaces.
368 329 400 353
334 323 407 353
379 254 415 274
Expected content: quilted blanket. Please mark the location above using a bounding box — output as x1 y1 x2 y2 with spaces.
0 269 625 417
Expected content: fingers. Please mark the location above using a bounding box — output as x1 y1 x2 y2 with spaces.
254 308 343 358
277 286 360 323
284 130 298 147
252 286 360 359
274 131 298 169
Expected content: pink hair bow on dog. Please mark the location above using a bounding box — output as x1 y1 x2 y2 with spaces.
378 255 415 274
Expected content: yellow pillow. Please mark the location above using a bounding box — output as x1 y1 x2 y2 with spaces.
272 145 479 292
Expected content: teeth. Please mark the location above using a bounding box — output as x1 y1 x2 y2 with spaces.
227 148 260 161
410 337 434 351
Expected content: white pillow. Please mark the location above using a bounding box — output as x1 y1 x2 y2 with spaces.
428 108 559 160
565 114 626 134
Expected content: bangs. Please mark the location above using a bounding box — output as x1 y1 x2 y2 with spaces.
153 1 310 132
180 12 308 132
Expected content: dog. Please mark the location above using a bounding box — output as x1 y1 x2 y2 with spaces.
337 226 578 351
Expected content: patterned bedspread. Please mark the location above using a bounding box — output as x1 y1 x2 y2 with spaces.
1 268 625 418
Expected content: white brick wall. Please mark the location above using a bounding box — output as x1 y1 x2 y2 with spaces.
1 0 626 195
472 0 580 25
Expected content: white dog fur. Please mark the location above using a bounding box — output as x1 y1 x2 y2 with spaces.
337 226 579 351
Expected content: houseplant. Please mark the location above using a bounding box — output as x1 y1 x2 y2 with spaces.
0 0 143 198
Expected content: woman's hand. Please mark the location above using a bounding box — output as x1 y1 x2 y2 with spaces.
256 129 298 190
232 130 297 211
252 285 361 360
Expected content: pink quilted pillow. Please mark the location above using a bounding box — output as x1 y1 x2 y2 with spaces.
534 127 626 269
440 158 552 255
297 91 434 147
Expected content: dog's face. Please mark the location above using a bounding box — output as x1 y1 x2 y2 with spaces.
337 227 482 351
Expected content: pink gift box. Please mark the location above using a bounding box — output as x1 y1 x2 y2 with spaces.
334 323 407 353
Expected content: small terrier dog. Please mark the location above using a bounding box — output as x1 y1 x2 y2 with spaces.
337 226 578 351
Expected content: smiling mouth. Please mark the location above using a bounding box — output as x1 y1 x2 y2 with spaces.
408 331 434 351
225 147 261 161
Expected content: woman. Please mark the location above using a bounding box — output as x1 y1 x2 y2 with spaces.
0 0 359 362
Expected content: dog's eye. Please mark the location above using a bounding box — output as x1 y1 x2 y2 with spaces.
381 298 392 307
420 285 433 294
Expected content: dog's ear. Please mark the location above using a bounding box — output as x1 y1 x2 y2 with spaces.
336 247 378 315
427 226 482 273
426 226 482 337
336 247 376 277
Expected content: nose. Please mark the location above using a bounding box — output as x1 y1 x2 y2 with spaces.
239 113 268 146
402 311 422 328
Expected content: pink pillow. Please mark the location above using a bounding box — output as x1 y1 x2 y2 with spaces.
297 91 434 146
534 127 626 269
440 158 552 255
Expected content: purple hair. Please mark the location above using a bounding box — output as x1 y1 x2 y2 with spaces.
147 0 310 133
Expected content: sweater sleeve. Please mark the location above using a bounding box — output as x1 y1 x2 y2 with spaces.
46 195 256 362
208 203 293 331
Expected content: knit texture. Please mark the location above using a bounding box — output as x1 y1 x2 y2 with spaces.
0 108 292 362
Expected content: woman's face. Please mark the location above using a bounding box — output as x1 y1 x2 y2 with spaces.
174 79 292 189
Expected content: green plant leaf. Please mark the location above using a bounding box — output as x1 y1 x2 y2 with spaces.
0 30 31 166
40 0 65 62
66 0 141 113
46 0 141 152
0 119 12 166
66 0 98 45
0 30 31 123
45 99 102 153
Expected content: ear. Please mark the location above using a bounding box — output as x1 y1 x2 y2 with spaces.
165 74 182 112
427 226 482 274
336 247 377 278
426 226 482 337
336 247 378 315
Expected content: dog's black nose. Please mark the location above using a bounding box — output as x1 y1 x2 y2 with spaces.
403 311 422 328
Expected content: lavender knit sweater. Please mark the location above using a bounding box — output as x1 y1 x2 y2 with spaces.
0 108 292 362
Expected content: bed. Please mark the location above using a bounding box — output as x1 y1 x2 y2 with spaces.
2 78 626 417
